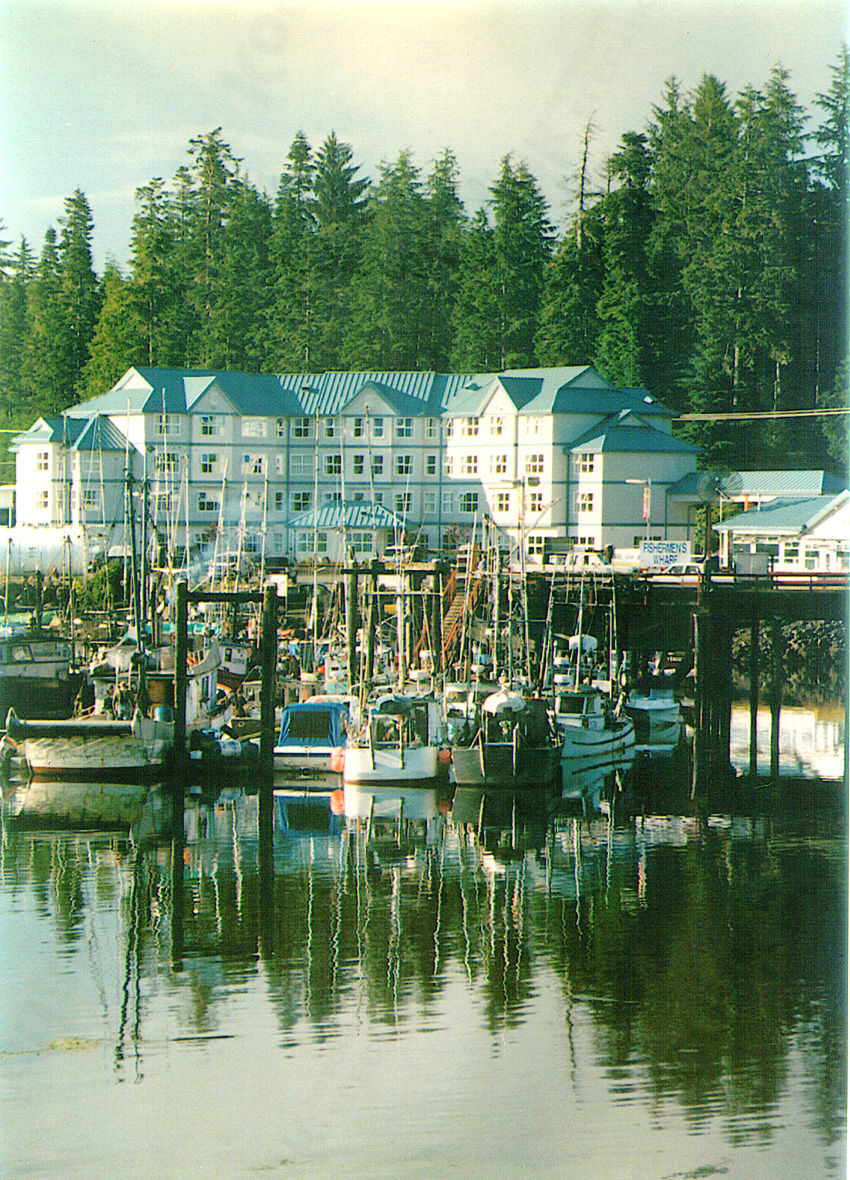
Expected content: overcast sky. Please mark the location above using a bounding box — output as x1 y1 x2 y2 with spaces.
1 0 846 270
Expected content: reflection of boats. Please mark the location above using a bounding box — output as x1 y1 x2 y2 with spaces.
342 694 447 787
450 688 562 791
1 776 154 827
0 630 79 720
561 745 635 813
554 686 635 776
623 676 682 750
5 707 174 783
273 697 352 796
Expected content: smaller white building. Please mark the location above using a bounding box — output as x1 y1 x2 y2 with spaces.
714 491 850 572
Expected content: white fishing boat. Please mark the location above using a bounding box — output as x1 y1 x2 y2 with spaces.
4 706 174 784
273 696 354 797
623 675 683 750
342 693 448 788
554 685 635 778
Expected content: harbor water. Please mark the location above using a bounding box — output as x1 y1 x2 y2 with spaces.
0 718 845 1178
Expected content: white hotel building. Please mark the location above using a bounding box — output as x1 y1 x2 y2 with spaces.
11 364 700 567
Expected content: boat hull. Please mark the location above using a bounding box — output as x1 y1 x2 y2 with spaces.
450 743 562 791
342 744 441 787
5 712 173 783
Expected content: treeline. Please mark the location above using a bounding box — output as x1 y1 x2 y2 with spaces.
0 56 847 472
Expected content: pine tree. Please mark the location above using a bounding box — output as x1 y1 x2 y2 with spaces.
450 209 501 371
269 132 318 369
0 237 34 424
80 263 144 396
57 190 101 400
488 156 553 368
421 150 466 370
21 229 69 416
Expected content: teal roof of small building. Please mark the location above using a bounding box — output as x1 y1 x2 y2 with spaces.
670 469 846 498
10 416 89 450
287 501 404 532
713 492 849 535
566 410 699 454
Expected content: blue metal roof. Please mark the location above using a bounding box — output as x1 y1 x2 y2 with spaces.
567 410 699 454
71 415 128 452
713 492 849 534
287 501 404 531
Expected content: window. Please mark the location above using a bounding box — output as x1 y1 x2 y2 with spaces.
352 417 364 438
526 417 541 436
353 454 365 476
198 492 218 513
82 489 99 508
297 530 326 555
200 453 216 474
274 491 284 511
155 451 179 474
351 532 373 555
243 417 266 438
578 452 595 473
352 491 365 502
371 455 384 477
158 413 179 436
491 454 507 476
445 419 454 438
396 455 412 477
527 534 544 557
324 491 342 504
490 416 503 436
574 492 594 513
36 451 49 472
200 415 220 437
323 417 336 439
292 417 311 439
37 490 48 510
154 493 170 513
443 456 453 477
462 417 479 437
526 454 544 475
494 491 510 514
395 492 412 514
442 491 454 513
242 454 264 476
460 492 478 513
424 490 437 514
426 418 438 439
243 536 259 555
290 453 312 478
372 417 384 438
275 418 286 439
396 417 412 438
325 454 341 477
275 455 285 475
292 491 311 512
461 455 478 476
425 455 437 477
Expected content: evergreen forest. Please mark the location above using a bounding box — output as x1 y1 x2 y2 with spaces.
1 58 847 476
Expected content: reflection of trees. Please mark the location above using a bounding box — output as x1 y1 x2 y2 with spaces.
3 810 844 1146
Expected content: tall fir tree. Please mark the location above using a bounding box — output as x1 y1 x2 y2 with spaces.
80 263 144 396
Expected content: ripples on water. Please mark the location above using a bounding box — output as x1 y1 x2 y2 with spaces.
0 768 846 1179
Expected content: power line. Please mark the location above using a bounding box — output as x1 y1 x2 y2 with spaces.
675 407 850 422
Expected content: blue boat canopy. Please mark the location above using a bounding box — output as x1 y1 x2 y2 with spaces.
278 701 349 747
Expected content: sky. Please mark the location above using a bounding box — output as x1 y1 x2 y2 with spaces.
1 0 847 271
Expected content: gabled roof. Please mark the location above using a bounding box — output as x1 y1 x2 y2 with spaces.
287 501 404 532
670 469 847 499
71 416 128 452
10 416 89 451
443 367 674 418
567 409 700 454
713 491 850 535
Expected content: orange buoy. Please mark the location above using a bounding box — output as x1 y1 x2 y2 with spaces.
330 746 345 773
437 747 452 764
330 788 345 815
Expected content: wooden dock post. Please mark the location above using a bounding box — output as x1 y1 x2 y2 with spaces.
691 604 708 796
258 584 278 855
770 617 782 781
170 579 188 967
749 606 760 781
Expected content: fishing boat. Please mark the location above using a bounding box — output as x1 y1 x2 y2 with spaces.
0 629 80 720
273 696 353 797
554 685 635 778
342 693 448 788
623 675 683 750
449 687 562 792
4 706 174 784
